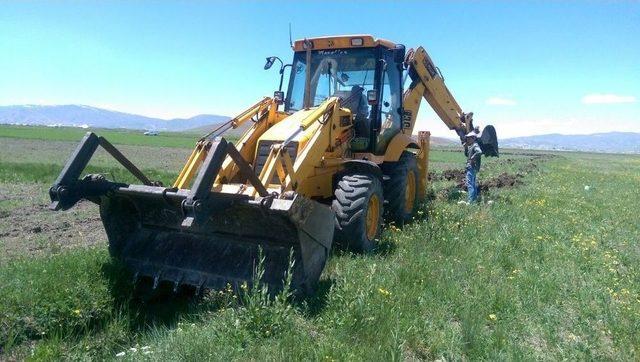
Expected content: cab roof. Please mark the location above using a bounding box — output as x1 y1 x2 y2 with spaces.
292 35 397 52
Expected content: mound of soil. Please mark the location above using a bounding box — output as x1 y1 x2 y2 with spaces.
434 153 553 200
434 169 523 192
479 172 524 192
429 169 465 182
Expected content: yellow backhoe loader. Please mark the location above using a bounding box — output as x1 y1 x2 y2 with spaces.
49 35 498 294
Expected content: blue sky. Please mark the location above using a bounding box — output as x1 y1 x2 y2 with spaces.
1 1 638 137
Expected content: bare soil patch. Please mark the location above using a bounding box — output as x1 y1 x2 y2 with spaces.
0 183 105 263
431 154 552 200
430 168 524 192
0 137 191 172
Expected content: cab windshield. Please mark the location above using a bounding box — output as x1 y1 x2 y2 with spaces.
285 48 377 116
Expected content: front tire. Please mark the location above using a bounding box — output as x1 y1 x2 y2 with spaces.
383 151 419 224
332 173 384 252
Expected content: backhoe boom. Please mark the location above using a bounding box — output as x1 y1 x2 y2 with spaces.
402 47 473 141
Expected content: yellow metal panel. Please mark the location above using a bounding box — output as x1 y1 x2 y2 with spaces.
257 108 315 142
216 98 275 184
296 169 337 198
401 46 471 137
411 47 463 130
172 144 201 188
173 145 206 189
383 133 420 162
416 131 430 200
281 152 296 190
256 147 279 196
292 35 396 51
375 38 397 49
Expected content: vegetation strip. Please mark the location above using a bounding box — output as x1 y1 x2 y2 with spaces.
0 125 201 149
1 147 638 359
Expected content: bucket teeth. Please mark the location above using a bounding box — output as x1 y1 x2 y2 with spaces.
101 190 334 294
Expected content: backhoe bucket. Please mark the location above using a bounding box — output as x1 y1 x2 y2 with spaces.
99 186 334 294
479 125 499 157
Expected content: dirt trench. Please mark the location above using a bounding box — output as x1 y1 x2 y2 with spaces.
430 168 524 192
429 154 551 198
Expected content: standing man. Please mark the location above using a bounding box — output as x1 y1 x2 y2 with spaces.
464 131 482 203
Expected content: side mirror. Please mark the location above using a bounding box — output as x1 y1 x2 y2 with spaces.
264 56 276 70
367 89 378 105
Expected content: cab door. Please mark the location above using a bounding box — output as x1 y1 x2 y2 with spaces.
375 50 403 154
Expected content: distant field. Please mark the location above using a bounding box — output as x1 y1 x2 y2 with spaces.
1 129 639 360
0 124 204 148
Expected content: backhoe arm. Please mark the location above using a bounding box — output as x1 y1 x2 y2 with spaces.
402 47 474 141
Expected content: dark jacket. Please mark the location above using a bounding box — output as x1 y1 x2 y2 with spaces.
465 142 482 172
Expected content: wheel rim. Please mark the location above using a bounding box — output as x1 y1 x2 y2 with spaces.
365 194 380 240
404 171 416 213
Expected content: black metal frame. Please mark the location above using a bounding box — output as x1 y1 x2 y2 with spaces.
49 132 156 211
180 140 270 228
50 132 271 229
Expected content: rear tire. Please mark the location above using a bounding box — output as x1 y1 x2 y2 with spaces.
383 151 419 224
332 173 384 252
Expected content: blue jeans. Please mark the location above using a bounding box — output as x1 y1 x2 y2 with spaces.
466 167 478 203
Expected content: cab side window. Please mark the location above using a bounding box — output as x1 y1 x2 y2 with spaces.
376 56 402 153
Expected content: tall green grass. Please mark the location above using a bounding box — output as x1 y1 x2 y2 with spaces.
0 250 129 351
0 161 177 187
1 152 638 359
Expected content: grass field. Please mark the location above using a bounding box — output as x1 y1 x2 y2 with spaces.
0 125 204 148
0 126 638 360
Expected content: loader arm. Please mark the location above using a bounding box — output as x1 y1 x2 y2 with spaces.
255 97 341 196
173 97 274 189
402 46 474 141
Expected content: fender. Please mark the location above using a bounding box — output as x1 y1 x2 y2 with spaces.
384 133 420 162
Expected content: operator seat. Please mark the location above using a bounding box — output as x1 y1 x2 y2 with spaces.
336 86 369 139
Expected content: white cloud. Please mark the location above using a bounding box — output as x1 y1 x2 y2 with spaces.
581 93 636 104
486 97 516 106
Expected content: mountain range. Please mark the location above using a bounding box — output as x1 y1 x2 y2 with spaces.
0 104 229 131
501 132 640 154
1 105 638 153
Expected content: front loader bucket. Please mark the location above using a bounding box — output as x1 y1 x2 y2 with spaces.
49 133 334 294
100 186 334 294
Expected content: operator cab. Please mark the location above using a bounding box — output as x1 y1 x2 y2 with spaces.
284 35 406 154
